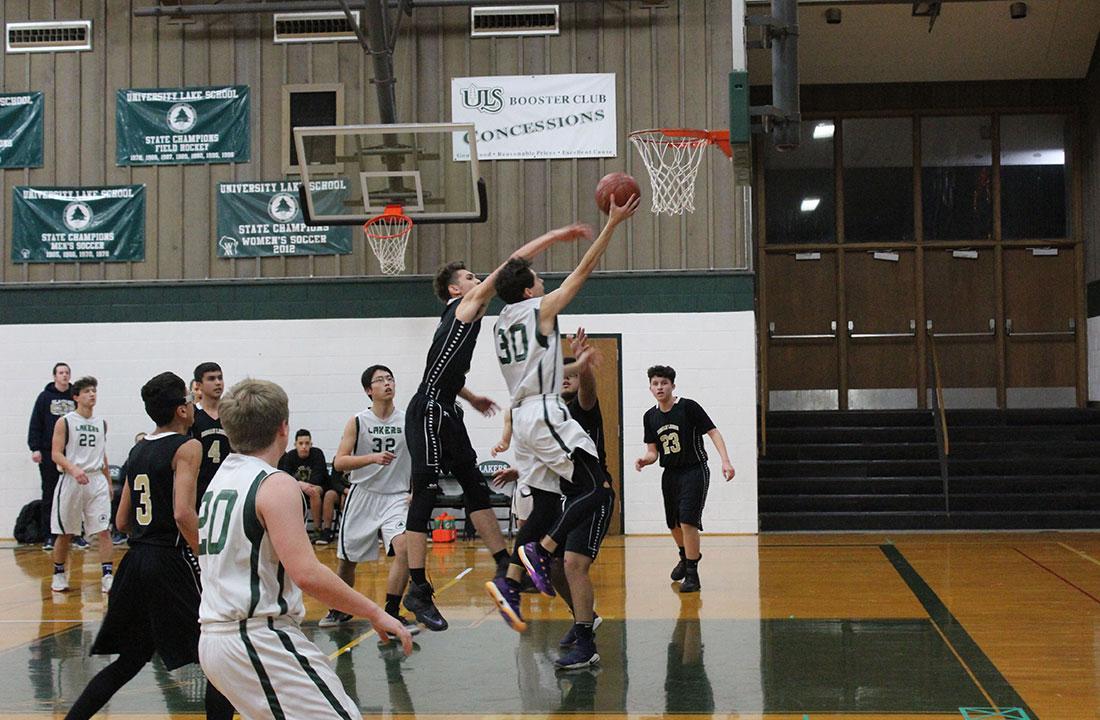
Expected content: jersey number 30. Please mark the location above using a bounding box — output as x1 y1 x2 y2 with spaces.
496 323 529 365
198 489 238 555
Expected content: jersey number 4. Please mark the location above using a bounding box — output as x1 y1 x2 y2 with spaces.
496 323 529 365
198 489 238 555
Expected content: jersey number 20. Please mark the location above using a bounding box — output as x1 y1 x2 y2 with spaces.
198 489 238 555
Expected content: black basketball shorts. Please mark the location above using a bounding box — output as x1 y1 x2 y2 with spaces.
91 543 203 669
405 392 477 479
661 463 710 531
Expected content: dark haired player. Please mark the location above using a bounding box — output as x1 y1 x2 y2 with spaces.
402 225 592 632
635 365 735 593
191 362 232 506
487 195 637 669
322 364 419 636
63 372 233 720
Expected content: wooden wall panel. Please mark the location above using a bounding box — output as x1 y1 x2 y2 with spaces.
0 2 744 286
80 0 106 282
182 20 211 280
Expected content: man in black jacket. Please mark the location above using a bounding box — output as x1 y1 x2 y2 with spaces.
27 363 76 550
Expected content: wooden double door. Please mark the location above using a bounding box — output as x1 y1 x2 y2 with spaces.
760 244 1084 411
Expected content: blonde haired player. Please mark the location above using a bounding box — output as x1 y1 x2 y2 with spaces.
50 376 114 593
198 378 411 719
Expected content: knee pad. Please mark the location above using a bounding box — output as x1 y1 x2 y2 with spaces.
406 486 435 534
453 463 492 513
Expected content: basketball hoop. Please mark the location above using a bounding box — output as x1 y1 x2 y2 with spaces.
629 129 732 215
363 204 412 276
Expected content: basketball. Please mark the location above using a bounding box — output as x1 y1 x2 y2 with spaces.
595 172 641 214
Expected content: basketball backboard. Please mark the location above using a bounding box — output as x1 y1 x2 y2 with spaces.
293 122 486 226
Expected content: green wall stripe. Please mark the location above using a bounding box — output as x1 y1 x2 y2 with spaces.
0 272 754 325
1089 279 1100 318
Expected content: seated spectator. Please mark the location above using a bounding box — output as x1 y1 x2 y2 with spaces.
277 429 340 545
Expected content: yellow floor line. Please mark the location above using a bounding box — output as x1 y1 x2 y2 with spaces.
1057 541 1100 568
327 565 474 659
925 615 1000 713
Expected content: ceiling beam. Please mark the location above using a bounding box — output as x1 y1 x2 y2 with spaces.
135 0 601 17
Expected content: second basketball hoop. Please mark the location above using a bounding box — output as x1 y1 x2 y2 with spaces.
629 128 732 216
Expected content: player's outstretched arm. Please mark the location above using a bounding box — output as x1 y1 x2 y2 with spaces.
569 327 600 411
115 480 133 534
458 386 499 417
455 223 593 323
492 408 512 457
172 439 202 552
258 472 413 653
634 443 659 472
706 428 736 481
539 195 639 335
333 416 394 472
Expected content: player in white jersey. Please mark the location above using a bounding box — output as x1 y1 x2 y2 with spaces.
486 193 638 669
198 379 411 720
319 364 420 636
49 376 115 593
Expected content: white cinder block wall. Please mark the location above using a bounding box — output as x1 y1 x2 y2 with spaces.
1 310 757 535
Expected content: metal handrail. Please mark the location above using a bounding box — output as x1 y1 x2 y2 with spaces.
926 318 995 338
1005 318 1076 337
925 330 951 515
768 320 837 340
848 319 916 339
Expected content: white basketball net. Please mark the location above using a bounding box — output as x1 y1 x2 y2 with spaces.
629 130 711 216
363 210 412 276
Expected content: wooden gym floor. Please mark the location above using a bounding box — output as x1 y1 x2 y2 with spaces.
0 532 1095 719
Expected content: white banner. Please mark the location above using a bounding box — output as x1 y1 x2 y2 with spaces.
451 73 616 160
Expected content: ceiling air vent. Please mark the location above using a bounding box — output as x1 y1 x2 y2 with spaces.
471 5 560 38
6 20 91 54
273 12 361 44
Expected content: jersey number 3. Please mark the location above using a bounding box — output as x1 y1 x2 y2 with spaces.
133 474 153 526
198 489 238 555
496 323 529 365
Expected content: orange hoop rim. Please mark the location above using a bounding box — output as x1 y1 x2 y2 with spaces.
629 128 732 158
362 204 413 240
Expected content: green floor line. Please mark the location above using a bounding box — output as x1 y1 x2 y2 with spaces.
881 544 1037 719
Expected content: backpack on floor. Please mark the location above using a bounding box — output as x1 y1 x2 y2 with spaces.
13 500 44 544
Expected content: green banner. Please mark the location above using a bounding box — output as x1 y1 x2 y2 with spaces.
0 92 43 168
216 180 352 257
11 186 145 263
116 85 250 165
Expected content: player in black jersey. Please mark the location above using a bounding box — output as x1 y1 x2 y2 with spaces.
403 225 592 631
635 365 735 593
64 372 233 720
487 332 613 657
191 362 233 506
553 334 613 652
